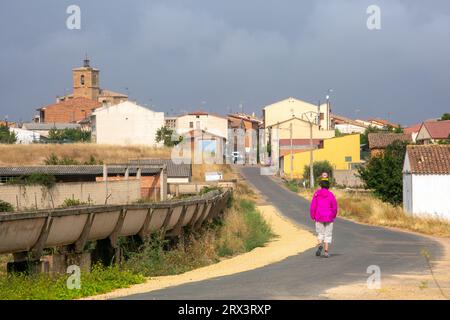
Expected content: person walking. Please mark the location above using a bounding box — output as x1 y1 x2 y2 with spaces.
309 173 338 258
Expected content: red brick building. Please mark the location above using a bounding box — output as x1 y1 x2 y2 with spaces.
38 97 101 124
36 57 128 124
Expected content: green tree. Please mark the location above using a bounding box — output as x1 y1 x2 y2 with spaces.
360 126 382 146
155 127 182 147
438 134 450 145
303 160 334 187
440 113 450 121
358 140 407 206
48 128 91 143
0 125 17 144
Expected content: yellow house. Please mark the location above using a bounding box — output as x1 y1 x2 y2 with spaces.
283 134 361 178
269 117 336 141
264 97 334 132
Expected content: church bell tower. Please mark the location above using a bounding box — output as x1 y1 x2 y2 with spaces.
72 55 100 101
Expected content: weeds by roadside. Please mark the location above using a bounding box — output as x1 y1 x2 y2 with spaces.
124 196 274 277
0 264 144 300
299 189 450 237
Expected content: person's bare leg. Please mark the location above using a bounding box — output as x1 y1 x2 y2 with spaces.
324 242 330 257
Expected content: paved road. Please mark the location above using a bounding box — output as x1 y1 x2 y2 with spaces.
122 167 442 299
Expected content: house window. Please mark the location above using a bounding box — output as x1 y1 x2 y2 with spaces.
345 156 352 162
320 113 324 120
189 122 194 128
80 75 85 85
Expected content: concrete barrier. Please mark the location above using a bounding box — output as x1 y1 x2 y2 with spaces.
0 190 231 264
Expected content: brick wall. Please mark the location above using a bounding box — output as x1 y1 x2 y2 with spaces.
95 175 161 200
0 180 141 211
43 104 93 123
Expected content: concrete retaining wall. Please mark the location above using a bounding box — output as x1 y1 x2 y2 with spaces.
0 190 231 256
0 180 141 210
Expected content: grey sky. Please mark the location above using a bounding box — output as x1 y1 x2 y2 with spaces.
0 0 449 125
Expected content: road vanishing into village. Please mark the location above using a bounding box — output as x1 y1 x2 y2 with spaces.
122 167 443 299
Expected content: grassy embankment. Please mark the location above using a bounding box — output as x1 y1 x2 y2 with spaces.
191 163 237 182
299 188 450 237
0 144 173 166
0 183 273 300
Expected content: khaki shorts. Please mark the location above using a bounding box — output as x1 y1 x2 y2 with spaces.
315 222 333 244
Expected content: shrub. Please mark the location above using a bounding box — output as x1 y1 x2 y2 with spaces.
0 200 14 212
199 186 222 195
285 180 300 193
358 140 407 206
303 161 334 187
0 125 17 144
44 153 103 165
47 128 91 143
155 127 183 147
59 198 89 208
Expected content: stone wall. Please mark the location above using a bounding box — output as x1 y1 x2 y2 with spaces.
334 169 364 188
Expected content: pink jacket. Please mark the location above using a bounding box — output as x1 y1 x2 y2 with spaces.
310 189 338 223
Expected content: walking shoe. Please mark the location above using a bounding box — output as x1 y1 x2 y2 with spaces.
315 245 323 257
323 251 329 258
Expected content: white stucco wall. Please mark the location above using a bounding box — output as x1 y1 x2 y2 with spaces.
10 128 40 144
176 114 228 139
335 123 366 134
92 101 165 146
263 97 332 130
407 174 450 220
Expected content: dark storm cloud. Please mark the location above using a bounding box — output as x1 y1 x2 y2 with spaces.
0 0 449 125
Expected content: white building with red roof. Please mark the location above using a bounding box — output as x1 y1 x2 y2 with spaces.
403 145 450 219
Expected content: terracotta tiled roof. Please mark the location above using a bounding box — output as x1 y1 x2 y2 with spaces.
188 111 209 116
368 133 412 149
39 97 101 111
331 114 369 128
99 89 128 98
228 117 244 129
404 123 422 134
368 118 400 128
406 145 450 174
421 120 450 139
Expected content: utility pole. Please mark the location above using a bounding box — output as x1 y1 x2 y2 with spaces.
309 121 314 189
290 122 293 180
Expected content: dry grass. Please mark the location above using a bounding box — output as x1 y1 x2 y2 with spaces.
0 144 173 166
299 189 450 237
0 255 10 276
191 164 237 182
